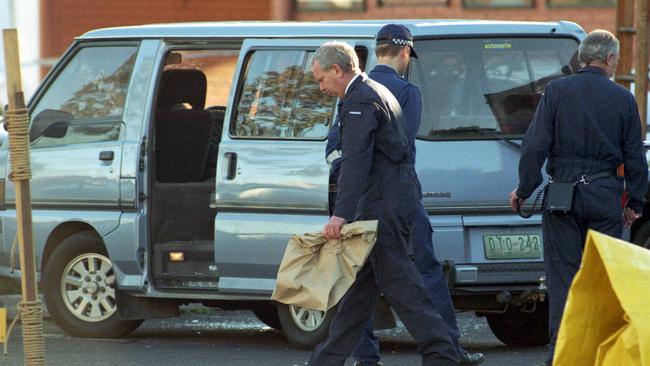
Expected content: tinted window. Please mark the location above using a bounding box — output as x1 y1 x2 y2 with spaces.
410 38 579 138
30 46 138 147
232 50 335 139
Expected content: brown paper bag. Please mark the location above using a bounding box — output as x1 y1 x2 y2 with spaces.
271 220 378 312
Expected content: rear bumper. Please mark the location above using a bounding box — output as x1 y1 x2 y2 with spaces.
446 261 546 312
452 262 545 285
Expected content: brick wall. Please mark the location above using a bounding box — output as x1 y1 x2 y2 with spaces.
40 0 616 61
294 0 615 34
40 0 273 59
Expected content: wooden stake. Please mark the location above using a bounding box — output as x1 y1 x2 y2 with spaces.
2 28 38 307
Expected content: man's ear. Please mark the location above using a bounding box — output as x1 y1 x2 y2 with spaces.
332 64 344 77
402 46 410 59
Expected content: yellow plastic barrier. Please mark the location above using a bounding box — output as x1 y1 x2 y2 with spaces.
554 230 650 365
0 308 5 343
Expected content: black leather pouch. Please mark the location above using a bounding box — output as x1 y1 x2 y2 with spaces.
543 182 576 214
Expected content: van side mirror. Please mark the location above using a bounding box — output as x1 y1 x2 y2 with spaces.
30 109 73 141
42 121 69 138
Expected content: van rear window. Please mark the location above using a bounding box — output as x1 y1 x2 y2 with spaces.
411 37 579 139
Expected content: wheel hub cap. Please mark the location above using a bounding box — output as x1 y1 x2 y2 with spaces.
289 305 325 332
60 253 117 323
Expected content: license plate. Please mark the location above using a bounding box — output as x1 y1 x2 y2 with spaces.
483 234 542 259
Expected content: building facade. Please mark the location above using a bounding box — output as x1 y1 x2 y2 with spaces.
40 0 615 69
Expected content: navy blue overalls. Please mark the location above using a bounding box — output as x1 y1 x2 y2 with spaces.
309 74 459 366
327 65 464 365
516 66 648 364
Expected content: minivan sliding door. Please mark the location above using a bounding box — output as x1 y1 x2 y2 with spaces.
213 39 369 294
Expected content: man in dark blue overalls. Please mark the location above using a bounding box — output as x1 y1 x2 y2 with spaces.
509 30 648 366
310 41 459 366
326 24 483 366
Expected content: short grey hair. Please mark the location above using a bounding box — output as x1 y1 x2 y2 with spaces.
578 29 620 65
313 41 359 73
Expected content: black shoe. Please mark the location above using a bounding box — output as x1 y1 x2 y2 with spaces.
460 351 484 365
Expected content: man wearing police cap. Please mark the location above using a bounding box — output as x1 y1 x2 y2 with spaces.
326 23 483 366
310 40 459 366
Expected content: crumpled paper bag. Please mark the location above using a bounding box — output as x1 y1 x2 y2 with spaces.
271 220 378 312
554 230 650 366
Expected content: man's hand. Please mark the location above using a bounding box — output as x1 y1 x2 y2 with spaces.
323 215 346 240
623 207 642 228
509 189 525 213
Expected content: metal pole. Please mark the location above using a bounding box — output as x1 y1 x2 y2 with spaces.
615 0 636 88
635 0 649 137
7 0 16 29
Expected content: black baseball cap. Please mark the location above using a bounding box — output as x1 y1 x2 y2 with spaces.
376 23 418 59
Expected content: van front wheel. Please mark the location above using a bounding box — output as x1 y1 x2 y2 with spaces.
43 231 143 338
276 303 335 349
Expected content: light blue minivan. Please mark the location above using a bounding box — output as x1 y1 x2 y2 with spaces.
0 19 620 348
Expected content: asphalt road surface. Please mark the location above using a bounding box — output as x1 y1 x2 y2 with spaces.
1 309 548 366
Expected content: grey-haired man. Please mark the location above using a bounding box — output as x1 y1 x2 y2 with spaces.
310 41 459 366
510 29 647 365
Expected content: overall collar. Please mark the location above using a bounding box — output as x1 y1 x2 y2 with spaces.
344 72 367 96
579 65 607 76
373 64 399 76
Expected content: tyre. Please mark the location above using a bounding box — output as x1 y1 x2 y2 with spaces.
276 303 336 349
251 302 283 330
42 231 143 338
632 220 650 249
485 301 550 347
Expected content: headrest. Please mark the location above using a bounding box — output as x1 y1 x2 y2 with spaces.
158 69 207 110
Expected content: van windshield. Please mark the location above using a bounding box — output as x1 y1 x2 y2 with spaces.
410 37 579 139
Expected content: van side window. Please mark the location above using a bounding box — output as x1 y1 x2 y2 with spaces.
411 38 578 139
29 46 138 148
232 50 335 139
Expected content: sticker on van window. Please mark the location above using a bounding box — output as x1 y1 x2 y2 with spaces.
484 42 513 50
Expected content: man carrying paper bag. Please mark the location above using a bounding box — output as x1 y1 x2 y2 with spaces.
306 41 458 366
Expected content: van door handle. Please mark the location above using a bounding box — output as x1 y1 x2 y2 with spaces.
99 151 114 161
225 152 238 180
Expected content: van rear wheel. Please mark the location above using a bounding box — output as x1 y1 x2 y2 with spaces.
276 303 335 349
485 301 550 347
43 231 143 338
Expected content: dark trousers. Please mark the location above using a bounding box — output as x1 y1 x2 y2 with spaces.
352 203 462 365
543 178 623 364
309 167 459 366
308 235 459 366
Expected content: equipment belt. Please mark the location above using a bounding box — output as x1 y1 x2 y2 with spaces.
577 169 617 184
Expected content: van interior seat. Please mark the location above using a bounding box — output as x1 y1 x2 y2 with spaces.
156 69 215 183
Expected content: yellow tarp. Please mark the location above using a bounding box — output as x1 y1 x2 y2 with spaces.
554 230 650 366
271 220 378 312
